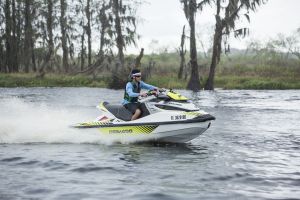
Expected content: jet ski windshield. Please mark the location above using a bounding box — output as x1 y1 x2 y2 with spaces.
156 93 171 101
145 89 188 102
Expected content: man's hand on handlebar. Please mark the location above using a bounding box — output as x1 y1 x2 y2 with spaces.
140 92 148 97
158 88 166 93
140 88 165 98
149 90 159 96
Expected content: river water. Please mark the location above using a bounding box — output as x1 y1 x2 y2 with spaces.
0 88 299 200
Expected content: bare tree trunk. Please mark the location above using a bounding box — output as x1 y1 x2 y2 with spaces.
178 25 186 79
86 0 92 66
108 0 126 89
37 0 55 76
60 0 69 73
89 4 107 73
46 0 54 71
5 0 12 72
97 3 108 64
80 33 85 71
0 40 4 72
187 0 200 91
204 30 222 90
11 0 18 72
135 48 144 69
24 0 32 73
144 59 155 81
31 37 37 72
204 0 222 90
112 0 124 68
184 62 190 81
16 0 22 71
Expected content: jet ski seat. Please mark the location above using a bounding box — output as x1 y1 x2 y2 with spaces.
102 102 132 121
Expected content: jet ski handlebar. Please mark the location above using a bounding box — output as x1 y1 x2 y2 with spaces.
146 88 167 97
146 90 158 96
138 89 165 101
158 88 166 92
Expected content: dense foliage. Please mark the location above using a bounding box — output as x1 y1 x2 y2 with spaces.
0 0 299 90
0 0 139 76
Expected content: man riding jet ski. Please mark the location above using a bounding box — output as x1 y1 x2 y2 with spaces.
123 69 159 121
72 69 215 143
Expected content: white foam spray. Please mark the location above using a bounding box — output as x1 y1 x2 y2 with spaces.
0 98 150 145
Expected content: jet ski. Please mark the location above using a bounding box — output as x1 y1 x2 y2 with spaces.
72 89 215 143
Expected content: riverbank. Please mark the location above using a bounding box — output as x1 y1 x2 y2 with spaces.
0 73 107 88
0 73 299 89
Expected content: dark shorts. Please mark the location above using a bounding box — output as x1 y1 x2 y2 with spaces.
124 102 142 114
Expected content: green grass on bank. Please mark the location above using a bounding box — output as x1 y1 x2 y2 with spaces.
0 73 107 88
0 73 300 89
214 76 300 89
147 75 300 90
147 75 188 89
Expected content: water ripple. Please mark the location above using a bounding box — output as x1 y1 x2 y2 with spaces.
1 157 24 162
71 166 118 173
133 192 178 200
1 88 300 200
16 160 39 166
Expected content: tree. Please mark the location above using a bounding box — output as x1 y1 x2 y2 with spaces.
111 0 124 68
0 0 6 72
3 0 37 73
276 29 300 60
108 0 140 89
75 0 88 71
0 0 141 76
38 0 58 74
16 0 23 71
60 0 69 72
134 48 144 69
96 1 112 65
177 25 186 79
181 0 211 91
85 0 92 66
24 0 34 72
204 0 265 90
73 0 96 69
79 31 86 71
46 0 55 69
5 0 13 72
74 1 114 75
3 0 21 72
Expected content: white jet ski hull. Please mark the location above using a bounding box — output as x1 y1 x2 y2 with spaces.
75 120 211 143
147 121 211 143
72 89 215 143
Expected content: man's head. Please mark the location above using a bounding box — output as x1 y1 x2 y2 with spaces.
131 69 142 81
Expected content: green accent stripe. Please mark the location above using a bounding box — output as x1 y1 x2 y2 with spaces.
99 125 158 134
74 121 112 128
73 114 215 129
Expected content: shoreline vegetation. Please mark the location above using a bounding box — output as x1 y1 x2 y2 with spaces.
1 0 299 90
2 50 300 90
1 72 299 90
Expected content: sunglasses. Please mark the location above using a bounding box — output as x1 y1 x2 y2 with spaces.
134 75 141 78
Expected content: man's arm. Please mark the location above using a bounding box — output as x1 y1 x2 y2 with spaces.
140 81 157 91
126 82 140 97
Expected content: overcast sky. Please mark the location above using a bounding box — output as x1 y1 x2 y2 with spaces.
127 0 300 54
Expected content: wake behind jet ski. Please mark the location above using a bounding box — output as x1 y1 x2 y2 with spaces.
72 89 215 143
